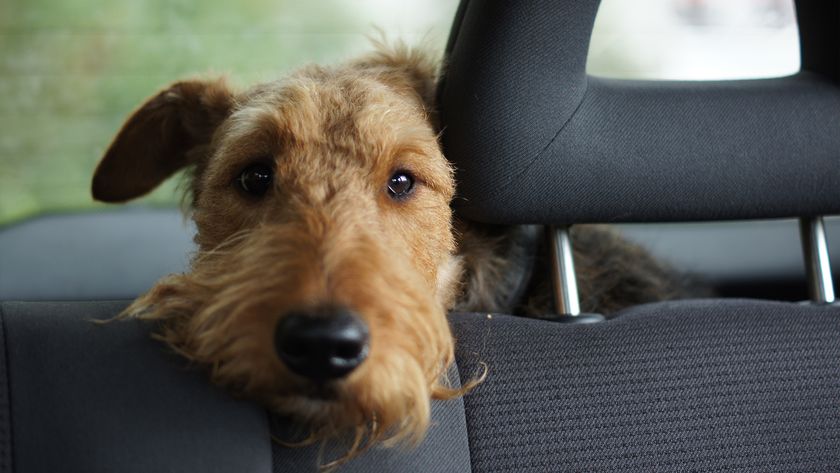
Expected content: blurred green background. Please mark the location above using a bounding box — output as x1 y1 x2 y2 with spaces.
0 0 462 224
0 0 797 225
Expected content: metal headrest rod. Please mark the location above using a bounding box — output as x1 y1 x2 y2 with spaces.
549 219 835 313
799 216 835 304
547 225 581 316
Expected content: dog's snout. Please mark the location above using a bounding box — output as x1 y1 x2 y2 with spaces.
275 307 370 381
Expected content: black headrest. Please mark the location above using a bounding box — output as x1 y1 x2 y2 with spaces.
438 1 840 224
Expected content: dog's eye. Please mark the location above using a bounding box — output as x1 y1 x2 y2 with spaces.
387 171 415 200
237 163 273 197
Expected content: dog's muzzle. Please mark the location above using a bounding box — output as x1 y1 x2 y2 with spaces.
274 307 370 382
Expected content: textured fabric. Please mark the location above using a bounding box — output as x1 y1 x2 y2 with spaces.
439 1 840 223
270 365 472 473
0 300 472 473
451 300 840 472
0 301 272 473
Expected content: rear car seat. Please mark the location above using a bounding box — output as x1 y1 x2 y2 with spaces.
2 1 840 471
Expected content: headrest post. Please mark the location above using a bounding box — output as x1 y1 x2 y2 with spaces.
547 225 581 316
799 216 835 304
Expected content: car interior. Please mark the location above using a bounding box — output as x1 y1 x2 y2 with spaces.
2 0 840 471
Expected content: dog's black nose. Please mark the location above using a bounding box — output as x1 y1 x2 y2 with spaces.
274 307 369 381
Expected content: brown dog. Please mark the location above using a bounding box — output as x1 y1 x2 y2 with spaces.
92 43 689 461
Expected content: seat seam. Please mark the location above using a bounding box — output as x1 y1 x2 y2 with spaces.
452 359 476 473
0 304 15 473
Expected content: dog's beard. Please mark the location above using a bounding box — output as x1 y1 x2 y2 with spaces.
120 226 477 465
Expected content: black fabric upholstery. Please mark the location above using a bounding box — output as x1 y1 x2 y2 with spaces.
270 365 472 473
4 301 838 472
439 1 840 224
451 300 840 472
0 301 473 473
0 301 272 473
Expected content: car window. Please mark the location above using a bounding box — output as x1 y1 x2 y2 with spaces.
589 0 799 80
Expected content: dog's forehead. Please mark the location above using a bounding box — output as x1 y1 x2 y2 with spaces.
222 68 435 159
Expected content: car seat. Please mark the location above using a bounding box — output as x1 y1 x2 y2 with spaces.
1 1 839 471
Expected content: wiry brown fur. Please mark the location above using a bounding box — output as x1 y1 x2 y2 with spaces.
454 223 703 317
93 43 694 466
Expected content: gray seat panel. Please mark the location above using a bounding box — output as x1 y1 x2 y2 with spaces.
0 209 194 301
0 301 473 473
0 300 272 473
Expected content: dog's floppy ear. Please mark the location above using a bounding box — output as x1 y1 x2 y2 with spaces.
355 41 439 108
92 79 234 203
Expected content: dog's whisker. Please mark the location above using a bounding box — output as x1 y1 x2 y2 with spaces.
271 432 320 449
193 229 256 260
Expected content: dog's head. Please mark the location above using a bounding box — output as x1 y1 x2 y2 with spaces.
92 45 472 455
